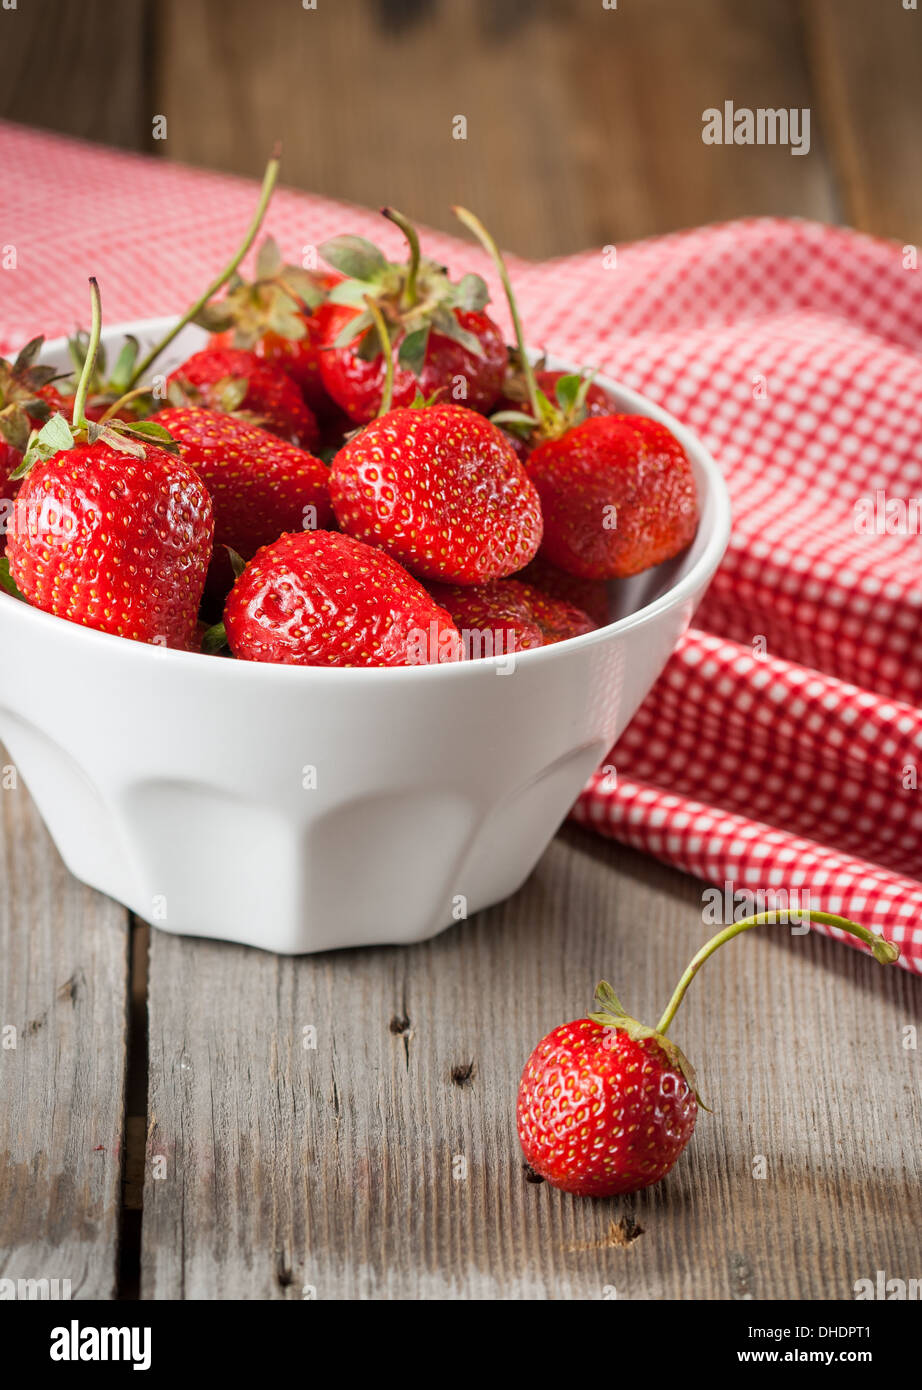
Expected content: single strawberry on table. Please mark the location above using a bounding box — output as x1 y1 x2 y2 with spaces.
5 280 213 651
166 345 319 451
224 529 462 668
455 206 700 581
517 911 899 1197
315 207 506 424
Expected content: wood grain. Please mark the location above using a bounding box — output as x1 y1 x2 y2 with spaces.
0 754 130 1301
0 0 152 152
803 0 922 244
141 829 922 1299
152 0 839 256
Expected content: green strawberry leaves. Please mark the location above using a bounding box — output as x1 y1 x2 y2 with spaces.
201 620 230 655
397 325 430 375
588 979 709 1110
319 234 388 282
0 403 35 453
320 212 494 377
11 413 73 477
12 409 179 479
0 557 27 603
192 237 327 347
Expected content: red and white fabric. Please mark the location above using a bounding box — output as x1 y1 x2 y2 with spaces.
2 122 920 972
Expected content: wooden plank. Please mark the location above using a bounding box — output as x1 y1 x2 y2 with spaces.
0 749 131 1301
0 0 153 152
154 0 838 256
803 0 922 243
141 828 922 1299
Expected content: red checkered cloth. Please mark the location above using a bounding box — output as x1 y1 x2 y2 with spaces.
2 122 921 972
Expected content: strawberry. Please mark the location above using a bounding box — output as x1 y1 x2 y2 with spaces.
9 440 212 649
195 235 340 417
166 346 319 451
428 577 596 657
518 1003 698 1197
224 529 462 667
528 414 699 579
330 404 542 584
155 406 332 562
494 360 617 459
518 555 610 628
5 280 213 650
428 580 543 655
454 208 699 580
315 208 506 424
518 912 900 1197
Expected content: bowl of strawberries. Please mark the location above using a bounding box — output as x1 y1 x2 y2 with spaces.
0 186 730 953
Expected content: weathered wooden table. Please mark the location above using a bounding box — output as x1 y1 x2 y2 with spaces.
2 0 921 1303
3 777 920 1300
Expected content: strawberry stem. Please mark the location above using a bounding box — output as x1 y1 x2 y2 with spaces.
96 385 154 425
128 144 282 388
382 207 420 308
655 911 900 1037
452 206 541 421
363 294 395 416
72 277 102 431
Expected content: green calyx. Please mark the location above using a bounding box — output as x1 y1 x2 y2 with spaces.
588 980 707 1109
589 910 900 1115
491 349 601 446
166 373 250 415
10 279 178 480
0 338 63 454
451 206 597 447
0 556 27 602
319 207 490 376
193 235 328 346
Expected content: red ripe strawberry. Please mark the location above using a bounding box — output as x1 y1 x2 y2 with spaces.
166 346 319 451
196 236 340 417
518 913 899 1198
428 580 543 655
518 555 610 628
517 1005 698 1197
156 406 332 562
224 529 462 667
429 577 596 657
527 415 699 579
316 209 506 424
452 209 699 581
5 280 213 649
8 439 212 650
330 404 542 584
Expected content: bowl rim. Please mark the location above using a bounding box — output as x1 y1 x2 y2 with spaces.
0 319 732 683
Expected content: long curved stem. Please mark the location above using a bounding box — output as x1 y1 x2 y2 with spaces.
363 295 395 416
128 145 281 387
655 911 899 1037
72 278 102 430
452 205 540 421
382 207 420 308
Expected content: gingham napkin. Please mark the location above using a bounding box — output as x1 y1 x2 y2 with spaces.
2 121 921 972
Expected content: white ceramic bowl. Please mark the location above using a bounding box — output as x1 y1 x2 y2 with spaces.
0 321 730 953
